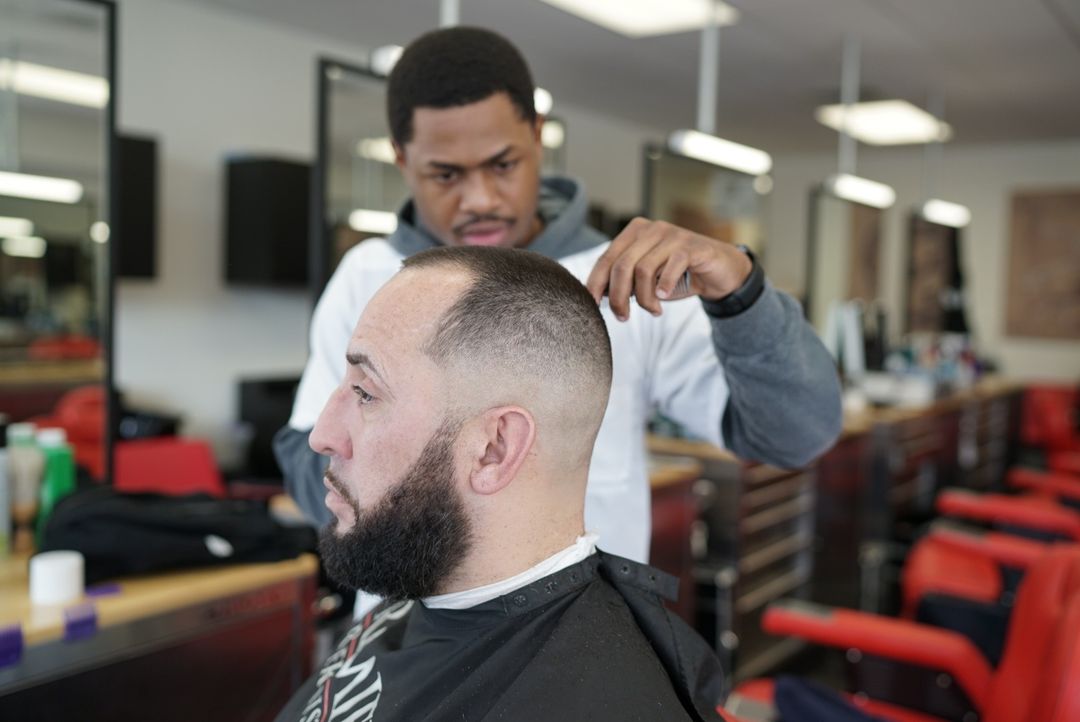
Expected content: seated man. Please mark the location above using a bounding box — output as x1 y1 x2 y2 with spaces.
274 246 726 722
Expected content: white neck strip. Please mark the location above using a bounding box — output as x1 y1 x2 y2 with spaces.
422 533 599 610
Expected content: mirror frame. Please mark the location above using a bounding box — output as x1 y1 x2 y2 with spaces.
311 56 387 302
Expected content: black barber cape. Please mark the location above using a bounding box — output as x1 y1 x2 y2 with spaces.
275 552 726 722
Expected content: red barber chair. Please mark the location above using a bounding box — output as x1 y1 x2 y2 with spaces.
724 546 1080 722
114 437 226 498
899 521 1051 665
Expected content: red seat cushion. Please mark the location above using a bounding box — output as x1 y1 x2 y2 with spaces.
114 438 225 498
902 536 1002 618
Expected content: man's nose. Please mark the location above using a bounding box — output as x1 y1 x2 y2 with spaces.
459 171 499 216
308 385 352 459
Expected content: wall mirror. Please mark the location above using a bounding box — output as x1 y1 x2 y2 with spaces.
0 0 114 479
643 145 767 256
312 57 568 298
907 213 967 335
804 188 884 337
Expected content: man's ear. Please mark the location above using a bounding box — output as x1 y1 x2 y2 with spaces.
468 406 535 496
393 140 407 172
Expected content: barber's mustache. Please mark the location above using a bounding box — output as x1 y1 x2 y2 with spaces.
453 214 515 235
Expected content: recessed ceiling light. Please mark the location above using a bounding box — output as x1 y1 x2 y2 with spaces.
90 221 111 243
0 59 108 109
538 0 738 37
668 129 772 176
816 100 952 146
920 199 971 228
0 170 84 203
825 173 896 209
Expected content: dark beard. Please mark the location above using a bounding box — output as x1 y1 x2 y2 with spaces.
318 420 472 600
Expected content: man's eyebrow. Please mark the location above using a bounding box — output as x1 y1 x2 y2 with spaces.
346 352 390 388
426 145 514 172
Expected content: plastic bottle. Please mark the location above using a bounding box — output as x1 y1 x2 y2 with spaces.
7 422 43 554
35 428 76 546
0 413 10 557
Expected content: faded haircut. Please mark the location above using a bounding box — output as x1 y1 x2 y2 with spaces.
401 246 612 424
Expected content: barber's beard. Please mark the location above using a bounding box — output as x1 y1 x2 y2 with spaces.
318 420 472 600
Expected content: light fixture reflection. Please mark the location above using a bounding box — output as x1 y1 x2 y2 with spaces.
348 209 398 235
825 173 896 209
668 129 772 176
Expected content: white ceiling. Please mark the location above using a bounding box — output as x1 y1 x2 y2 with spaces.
187 0 1080 151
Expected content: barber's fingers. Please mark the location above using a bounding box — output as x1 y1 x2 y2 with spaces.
601 221 668 320
633 239 690 316
585 217 649 304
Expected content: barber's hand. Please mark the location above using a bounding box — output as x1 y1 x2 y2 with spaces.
585 217 753 321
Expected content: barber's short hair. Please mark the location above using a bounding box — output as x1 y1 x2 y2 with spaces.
387 26 537 146
402 247 612 416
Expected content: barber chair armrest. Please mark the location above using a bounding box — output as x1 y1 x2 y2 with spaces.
761 599 991 710
1009 467 1080 503
935 489 1080 541
926 519 1047 570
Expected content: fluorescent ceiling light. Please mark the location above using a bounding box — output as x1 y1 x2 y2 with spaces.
920 199 971 228
542 120 565 149
356 137 397 165
2 235 47 258
0 215 33 237
825 173 896 209
534 87 553 115
348 209 398 235
816 100 952 146
538 0 738 37
370 45 403 77
668 129 772 176
0 170 84 203
0 59 109 109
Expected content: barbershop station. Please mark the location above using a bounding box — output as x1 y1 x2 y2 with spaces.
1 0 1078 719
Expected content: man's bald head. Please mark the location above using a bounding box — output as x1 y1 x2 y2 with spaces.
402 246 612 467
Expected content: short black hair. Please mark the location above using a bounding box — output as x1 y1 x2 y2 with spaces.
402 246 612 428
387 26 537 146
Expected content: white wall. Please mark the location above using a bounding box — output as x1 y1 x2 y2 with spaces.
114 0 373 466
764 139 1080 383
113 0 664 465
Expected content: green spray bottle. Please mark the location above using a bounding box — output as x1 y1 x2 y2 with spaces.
36 428 76 546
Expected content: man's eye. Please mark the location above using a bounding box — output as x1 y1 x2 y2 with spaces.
433 170 459 183
353 385 375 404
493 160 517 174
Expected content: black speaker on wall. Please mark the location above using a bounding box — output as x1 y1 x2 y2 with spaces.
225 157 310 287
115 133 159 278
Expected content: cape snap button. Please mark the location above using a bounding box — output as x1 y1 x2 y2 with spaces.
513 594 528 607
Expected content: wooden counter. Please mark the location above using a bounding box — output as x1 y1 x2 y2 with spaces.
0 552 317 648
0 553 318 721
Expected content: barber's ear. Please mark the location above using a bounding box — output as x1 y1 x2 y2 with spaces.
468 407 535 496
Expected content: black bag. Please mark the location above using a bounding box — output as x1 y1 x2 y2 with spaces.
39 485 317 585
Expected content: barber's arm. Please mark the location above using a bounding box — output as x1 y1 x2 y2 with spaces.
586 218 842 468
272 267 359 527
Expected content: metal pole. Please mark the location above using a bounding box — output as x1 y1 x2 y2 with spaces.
838 35 860 175
439 0 460 28
923 91 945 200
696 2 720 135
